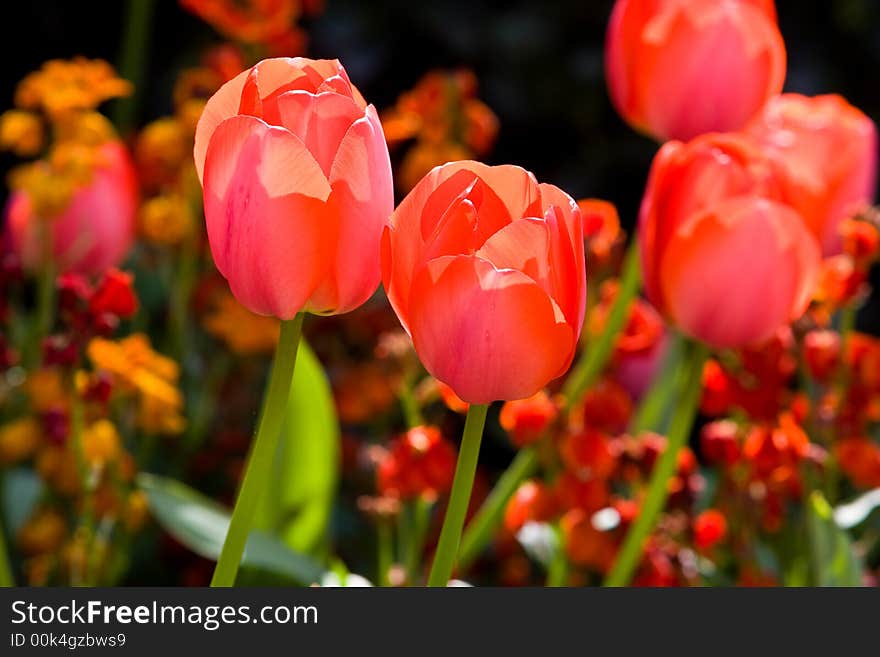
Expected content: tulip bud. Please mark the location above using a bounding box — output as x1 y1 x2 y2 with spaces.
745 93 877 255
605 0 786 141
5 141 137 276
639 133 820 348
194 58 394 318
382 161 586 403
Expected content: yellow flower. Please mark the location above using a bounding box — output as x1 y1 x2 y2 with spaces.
54 111 116 147
18 508 67 556
25 367 69 412
139 194 194 246
123 490 150 531
82 419 121 467
87 334 186 435
36 446 80 495
204 290 280 355
0 417 42 465
15 58 132 120
135 117 188 189
0 110 44 156
8 160 76 218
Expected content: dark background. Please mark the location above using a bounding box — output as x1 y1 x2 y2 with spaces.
2 0 879 318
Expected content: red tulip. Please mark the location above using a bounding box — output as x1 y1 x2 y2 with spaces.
194 57 393 318
745 93 878 255
605 0 786 142
5 141 137 276
639 133 820 348
382 161 586 404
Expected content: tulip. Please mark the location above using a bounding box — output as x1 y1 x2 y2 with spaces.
639 132 820 348
193 57 393 588
5 141 137 276
194 57 393 319
382 160 586 405
745 93 878 255
605 0 786 142
383 160 585 587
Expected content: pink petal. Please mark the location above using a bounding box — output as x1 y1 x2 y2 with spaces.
202 115 332 319
275 90 363 176
305 106 393 314
408 255 575 404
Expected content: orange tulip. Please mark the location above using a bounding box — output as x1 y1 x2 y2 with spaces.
5 141 137 276
381 161 586 404
745 93 878 255
605 0 786 142
639 133 820 348
194 57 393 318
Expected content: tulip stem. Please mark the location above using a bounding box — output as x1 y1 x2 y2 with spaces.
113 0 156 133
603 341 708 587
629 332 685 433
427 403 489 587
0 473 15 586
562 239 641 410
457 446 539 571
210 314 304 587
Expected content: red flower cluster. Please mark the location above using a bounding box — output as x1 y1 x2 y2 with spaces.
377 426 457 501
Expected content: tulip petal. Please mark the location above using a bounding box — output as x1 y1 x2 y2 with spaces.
539 183 586 332
408 255 575 404
275 90 364 176
305 106 393 314
194 67 250 184
640 3 785 140
203 115 333 318
660 197 820 348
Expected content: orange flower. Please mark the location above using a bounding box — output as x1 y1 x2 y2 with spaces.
0 110 44 156
560 508 615 572
499 391 559 448
180 0 305 51
835 437 880 489
203 289 280 355
14 58 131 119
0 417 42 465
578 199 622 268
503 480 557 533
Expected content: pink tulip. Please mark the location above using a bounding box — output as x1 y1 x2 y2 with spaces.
639 133 820 348
381 161 586 404
745 93 878 255
5 141 137 276
194 57 393 318
605 0 786 142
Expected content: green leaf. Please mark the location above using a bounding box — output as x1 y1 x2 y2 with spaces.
137 472 324 585
252 341 339 556
806 491 864 587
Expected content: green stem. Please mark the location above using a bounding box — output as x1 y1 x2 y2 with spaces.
210 315 304 587
402 498 431 584
0 472 14 587
398 380 424 429
562 239 641 410
426 403 489 587
112 0 156 134
603 341 708 587
457 446 539 571
377 520 393 587
629 332 684 434
546 527 568 587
